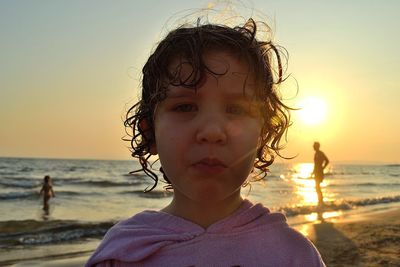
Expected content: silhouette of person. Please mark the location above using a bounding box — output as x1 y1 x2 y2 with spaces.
311 142 329 207
40 175 55 211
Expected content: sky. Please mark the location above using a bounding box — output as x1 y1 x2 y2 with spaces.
0 0 399 163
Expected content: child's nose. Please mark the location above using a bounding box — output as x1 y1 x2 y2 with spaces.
195 115 227 145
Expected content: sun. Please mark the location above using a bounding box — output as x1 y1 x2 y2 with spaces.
298 97 327 125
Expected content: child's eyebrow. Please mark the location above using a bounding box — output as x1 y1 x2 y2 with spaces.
224 92 256 101
166 89 196 98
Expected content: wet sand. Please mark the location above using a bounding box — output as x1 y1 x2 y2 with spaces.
308 207 400 267
9 255 89 267
1 241 97 267
3 206 400 267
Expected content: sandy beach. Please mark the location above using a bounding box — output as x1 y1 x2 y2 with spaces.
2 205 398 267
307 207 400 267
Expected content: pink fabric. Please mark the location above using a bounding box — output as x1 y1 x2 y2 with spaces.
86 200 325 267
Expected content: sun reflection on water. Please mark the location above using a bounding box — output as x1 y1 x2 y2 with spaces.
285 163 335 207
292 163 314 179
284 163 340 225
291 163 322 206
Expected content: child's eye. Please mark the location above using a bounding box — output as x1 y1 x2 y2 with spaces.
226 104 248 115
172 103 197 112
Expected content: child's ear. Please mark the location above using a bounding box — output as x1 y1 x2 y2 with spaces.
139 118 157 155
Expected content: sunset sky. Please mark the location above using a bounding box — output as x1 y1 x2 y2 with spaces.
1 0 399 163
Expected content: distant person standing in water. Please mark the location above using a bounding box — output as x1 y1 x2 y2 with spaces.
312 142 329 207
40 175 55 211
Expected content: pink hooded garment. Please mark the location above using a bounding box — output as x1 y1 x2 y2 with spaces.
86 200 325 267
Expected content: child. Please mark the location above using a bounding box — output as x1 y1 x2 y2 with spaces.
86 18 325 266
39 175 55 211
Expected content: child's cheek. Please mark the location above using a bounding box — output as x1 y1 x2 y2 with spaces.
226 122 242 138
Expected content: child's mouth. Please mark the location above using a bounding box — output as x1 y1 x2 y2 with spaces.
192 158 227 174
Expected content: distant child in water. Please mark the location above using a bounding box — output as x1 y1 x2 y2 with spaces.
40 175 55 211
86 18 325 266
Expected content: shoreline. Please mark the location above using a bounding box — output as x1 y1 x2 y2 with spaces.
2 203 400 267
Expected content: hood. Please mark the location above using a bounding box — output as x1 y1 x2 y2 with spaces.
85 199 287 266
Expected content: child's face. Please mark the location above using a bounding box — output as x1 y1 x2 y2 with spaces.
153 51 263 204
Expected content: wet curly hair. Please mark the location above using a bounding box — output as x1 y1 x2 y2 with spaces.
124 18 292 191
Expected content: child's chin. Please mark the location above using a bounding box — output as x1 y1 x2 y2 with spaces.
190 186 235 203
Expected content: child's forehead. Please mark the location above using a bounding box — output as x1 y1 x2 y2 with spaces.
169 50 249 71
165 86 258 102
168 50 257 87
166 76 258 100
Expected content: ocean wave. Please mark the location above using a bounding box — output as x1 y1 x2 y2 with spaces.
0 191 38 200
122 173 147 178
280 202 353 217
0 190 101 200
19 167 34 172
325 172 345 176
121 189 173 198
329 182 400 188
0 176 145 190
55 190 103 197
62 165 94 172
0 177 41 189
0 220 114 248
69 179 144 187
265 174 280 179
0 171 18 176
280 195 400 217
348 195 400 206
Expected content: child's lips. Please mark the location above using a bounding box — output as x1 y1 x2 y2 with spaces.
191 158 227 174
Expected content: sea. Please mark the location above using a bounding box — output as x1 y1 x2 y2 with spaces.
0 157 399 265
